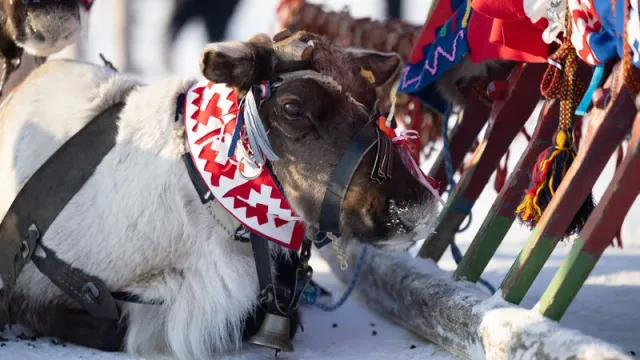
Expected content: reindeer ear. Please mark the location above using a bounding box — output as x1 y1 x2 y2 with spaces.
346 49 403 88
200 34 274 93
347 49 404 113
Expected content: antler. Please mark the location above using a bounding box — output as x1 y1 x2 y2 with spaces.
272 28 314 61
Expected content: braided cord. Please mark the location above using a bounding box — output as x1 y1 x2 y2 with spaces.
622 0 640 96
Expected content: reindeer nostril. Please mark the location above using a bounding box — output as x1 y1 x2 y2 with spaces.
386 199 415 234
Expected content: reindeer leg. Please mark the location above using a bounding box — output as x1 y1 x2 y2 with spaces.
454 99 561 282
500 64 637 305
6 296 126 352
417 63 547 261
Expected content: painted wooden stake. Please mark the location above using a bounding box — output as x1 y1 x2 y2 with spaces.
454 100 560 282
427 91 492 193
499 65 637 305
418 63 546 261
537 108 640 320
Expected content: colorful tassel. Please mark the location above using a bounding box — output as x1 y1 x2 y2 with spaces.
516 10 595 237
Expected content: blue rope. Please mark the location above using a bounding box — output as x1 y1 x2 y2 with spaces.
441 107 496 294
300 245 368 311
227 110 244 157
575 65 605 116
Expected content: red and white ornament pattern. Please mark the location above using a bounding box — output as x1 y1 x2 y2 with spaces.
184 80 305 250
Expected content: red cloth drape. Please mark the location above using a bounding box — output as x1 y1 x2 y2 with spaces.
467 0 552 63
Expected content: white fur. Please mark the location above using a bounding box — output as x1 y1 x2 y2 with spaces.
17 6 81 56
0 60 266 360
203 42 251 60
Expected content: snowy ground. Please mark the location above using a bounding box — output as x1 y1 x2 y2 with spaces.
1 0 639 359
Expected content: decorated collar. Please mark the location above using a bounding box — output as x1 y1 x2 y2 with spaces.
184 80 305 251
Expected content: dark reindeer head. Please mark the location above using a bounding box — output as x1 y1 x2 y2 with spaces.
0 0 87 56
200 31 440 251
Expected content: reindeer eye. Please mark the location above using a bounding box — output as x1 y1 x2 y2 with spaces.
283 101 303 117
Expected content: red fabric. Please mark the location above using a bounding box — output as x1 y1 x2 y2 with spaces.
80 0 94 11
472 0 529 21
185 81 305 250
467 12 549 63
467 0 551 63
490 19 550 60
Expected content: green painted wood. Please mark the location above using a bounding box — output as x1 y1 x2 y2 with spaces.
418 63 546 261
538 239 598 320
455 100 560 283
538 111 640 320
499 66 637 305
502 229 558 304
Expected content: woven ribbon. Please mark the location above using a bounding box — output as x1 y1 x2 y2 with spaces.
622 0 640 97
516 10 596 237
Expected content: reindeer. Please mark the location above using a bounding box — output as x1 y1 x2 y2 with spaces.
0 0 91 101
0 30 440 359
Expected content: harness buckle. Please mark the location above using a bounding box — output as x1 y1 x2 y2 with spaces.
82 282 102 304
21 224 39 260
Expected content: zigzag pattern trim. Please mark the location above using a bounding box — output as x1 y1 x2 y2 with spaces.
401 29 465 91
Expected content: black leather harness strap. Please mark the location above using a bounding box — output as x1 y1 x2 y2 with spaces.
318 123 380 235
0 103 129 320
250 233 280 314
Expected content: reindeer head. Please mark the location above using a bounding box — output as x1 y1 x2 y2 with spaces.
0 0 86 56
200 31 440 251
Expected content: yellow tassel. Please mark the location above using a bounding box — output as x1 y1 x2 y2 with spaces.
516 130 574 227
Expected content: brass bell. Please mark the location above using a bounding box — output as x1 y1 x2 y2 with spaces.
249 312 294 356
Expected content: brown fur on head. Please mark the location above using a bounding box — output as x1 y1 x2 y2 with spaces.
0 0 83 57
200 31 439 251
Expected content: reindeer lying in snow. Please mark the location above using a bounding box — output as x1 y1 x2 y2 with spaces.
0 30 440 359
0 0 91 101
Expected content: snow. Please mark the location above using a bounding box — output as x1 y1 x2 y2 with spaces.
0 260 452 360
1 0 639 359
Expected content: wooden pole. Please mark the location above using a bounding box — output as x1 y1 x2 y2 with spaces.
537 104 640 320
316 244 632 360
417 63 546 261
427 91 492 193
499 64 637 305
454 99 560 282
